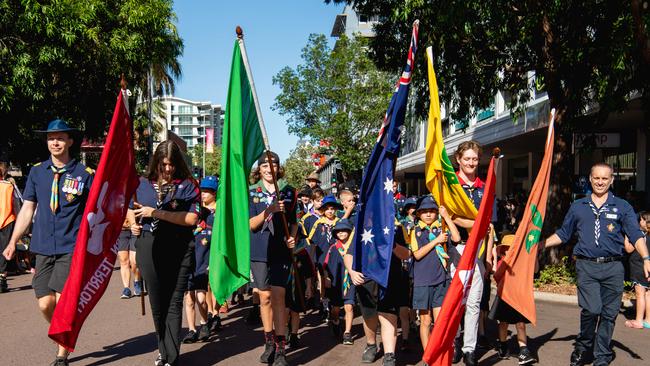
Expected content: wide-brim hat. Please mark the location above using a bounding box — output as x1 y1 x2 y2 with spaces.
332 218 354 233
306 172 321 183
415 195 438 212
200 176 218 191
35 119 81 134
319 194 343 211
401 196 418 214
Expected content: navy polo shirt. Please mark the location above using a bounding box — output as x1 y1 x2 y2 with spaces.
23 158 94 255
249 180 297 263
194 206 214 276
410 221 448 287
555 193 643 258
130 177 200 235
457 173 497 261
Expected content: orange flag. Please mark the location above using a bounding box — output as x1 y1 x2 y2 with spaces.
493 109 556 325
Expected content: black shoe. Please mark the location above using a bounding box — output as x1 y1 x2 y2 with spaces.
330 321 342 338
154 353 165 366
210 315 222 333
260 339 275 363
49 357 69 366
477 335 490 350
247 306 262 325
288 333 300 349
463 351 477 366
569 350 588 366
343 332 354 345
0 276 8 293
272 349 289 366
452 338 463 363
361 343 378 363
198 324 210 341
383 352 396 366
497 341 509 359
518 347 536 365
182 330 198 343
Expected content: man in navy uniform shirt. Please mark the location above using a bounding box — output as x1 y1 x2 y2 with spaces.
3 119 93 366
542 162 650 366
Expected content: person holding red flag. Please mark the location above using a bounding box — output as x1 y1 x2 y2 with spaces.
3 119 94 366
131 140 200 366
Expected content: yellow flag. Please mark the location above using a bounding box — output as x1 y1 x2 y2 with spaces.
424 47 477 219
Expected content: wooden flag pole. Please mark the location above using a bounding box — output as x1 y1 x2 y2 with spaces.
123 74 146 316
237 27 306 311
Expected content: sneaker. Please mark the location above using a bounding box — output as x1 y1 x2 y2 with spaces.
49 357 69 366
272 350 289 366
288 333 300 349
133 280 145 296
463 351 477 366
260 339 275 363
120 287 132 299
0 276 8 293
383 352 396 366
361 343 378 363
198 324 210 341
342 332 354 345
210 315 222 333
569 349 588 366
497 341 509 359
182 329 198 343
154 354 165 366
518 347 536 365
452 338 463 363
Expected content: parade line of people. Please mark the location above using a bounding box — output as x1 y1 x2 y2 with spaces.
1 119 650 366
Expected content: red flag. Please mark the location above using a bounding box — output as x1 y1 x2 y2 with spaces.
48 89 139 351
422 156 497 366
493 110 555 325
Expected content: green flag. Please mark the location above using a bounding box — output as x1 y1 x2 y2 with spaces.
209 40 265 305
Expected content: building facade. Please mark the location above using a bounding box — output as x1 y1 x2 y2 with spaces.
153 96 224 150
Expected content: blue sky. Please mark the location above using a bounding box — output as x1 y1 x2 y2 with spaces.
173 0 343 161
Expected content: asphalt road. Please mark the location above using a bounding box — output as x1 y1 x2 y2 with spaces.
1 269 648 365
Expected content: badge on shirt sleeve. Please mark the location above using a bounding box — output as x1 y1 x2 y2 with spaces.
607 223 615 232
253 197 260 203
201 238 208 246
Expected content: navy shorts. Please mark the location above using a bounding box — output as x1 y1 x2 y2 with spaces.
250 261 271 290
33 253 73 298
117 230 136 252
187 273 208 291
412 279 450 310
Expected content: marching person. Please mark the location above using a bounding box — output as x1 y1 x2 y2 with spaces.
0 161 21 293
248 151 297 366
624 211 650 330
2 119 94 366
131 140 200 366
541 162 650 366
117 214 143 299
451 140 496 365
305 172 321 190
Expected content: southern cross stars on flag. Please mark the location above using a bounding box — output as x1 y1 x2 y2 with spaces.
352 21 419 288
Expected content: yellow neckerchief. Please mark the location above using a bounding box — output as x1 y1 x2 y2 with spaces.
299 212 313 236
307 216 340 241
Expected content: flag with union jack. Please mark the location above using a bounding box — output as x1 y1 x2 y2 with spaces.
351 21 419 288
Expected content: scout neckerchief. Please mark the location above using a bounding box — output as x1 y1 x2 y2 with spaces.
251 179 289 236
49 165 67 213
150 180 176 232
416 219 450 269
588 196 610 247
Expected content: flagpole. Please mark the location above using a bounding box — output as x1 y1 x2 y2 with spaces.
122 74 146 317
235 26 305 311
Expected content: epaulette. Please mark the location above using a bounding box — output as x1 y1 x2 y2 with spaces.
33 162 42 167
85 167 95 175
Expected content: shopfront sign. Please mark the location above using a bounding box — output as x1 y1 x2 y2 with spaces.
572 133 620 152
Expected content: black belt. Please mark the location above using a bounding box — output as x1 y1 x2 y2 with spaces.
574 255 624 263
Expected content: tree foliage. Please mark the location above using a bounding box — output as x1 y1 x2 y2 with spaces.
284 143 318 189
190 144 222 177
273 34 394 179
0 0 183 166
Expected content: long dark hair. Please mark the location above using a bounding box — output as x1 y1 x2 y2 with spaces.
146 140 192 183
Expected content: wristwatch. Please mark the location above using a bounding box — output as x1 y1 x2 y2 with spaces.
643 256 650 261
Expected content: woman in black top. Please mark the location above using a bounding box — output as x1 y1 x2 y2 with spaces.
132 141 200 366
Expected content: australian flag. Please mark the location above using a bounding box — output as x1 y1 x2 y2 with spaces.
352 21 419 288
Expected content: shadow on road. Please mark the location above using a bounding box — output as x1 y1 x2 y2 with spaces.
68 332 158 366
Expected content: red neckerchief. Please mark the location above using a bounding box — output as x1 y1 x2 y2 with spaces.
456 172 485 188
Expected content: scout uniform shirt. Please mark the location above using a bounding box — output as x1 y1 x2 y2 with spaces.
457 173 497 261
324 236 354 298
308 216 340 265
410 220 449 287
193 206 214 276
23 158 94 255
555 193 644 258
249 179 297 264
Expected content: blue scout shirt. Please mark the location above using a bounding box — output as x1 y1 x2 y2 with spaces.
457 173 497 261
555 193 644 258
308 216 340 265
193 206 214 276
131 177 200 236
23 158 94 255
249 180 297 263
410 220 448 287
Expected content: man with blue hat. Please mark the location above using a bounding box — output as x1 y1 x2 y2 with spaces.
3 119 93 366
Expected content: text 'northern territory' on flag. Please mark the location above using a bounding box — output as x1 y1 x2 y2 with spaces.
49 89 139 352
351 20 419 289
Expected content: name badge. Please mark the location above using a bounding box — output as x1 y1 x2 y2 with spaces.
605 213 618 220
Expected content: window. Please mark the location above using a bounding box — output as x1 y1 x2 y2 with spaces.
178 105 193 114
359 14 368 23
476 104 495 121
177 126 193 136
178 116 192 125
